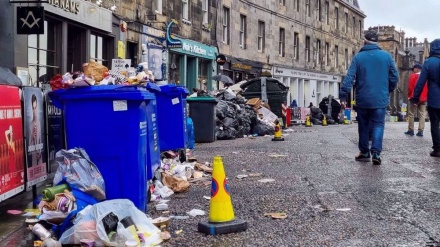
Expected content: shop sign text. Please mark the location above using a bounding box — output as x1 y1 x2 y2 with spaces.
231 63 252 71
182 43 207 56
48 0 80 14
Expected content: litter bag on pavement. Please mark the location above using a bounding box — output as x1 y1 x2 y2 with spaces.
54 148 106 201
59 199 162 246
251 119 274 136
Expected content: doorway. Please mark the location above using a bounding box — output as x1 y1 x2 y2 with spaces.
127 41 138 68
67 24 86 73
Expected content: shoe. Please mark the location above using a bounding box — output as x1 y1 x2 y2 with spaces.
372 153 381 165
430 150 440 157
404 130 414 136
355 152 371 162
416 131 423 137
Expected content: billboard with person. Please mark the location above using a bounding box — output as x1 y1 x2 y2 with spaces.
23 87 47 188
0 85 25 201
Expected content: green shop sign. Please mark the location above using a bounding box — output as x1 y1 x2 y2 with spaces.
172 39 217 60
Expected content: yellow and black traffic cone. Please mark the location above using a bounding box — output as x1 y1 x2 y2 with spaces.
322 115 328 126
305 115 312 127
272 120 285 141
198 156 248 235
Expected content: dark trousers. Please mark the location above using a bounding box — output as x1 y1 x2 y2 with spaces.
427 106 440 151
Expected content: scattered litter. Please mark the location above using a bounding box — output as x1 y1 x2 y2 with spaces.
193 171 204 179
258 178 275 183
236 174 248 179
268 154 288 158
336 208 351 212
162 211 170 215
156 203 169 211
249 173 263 177
22 212 38 217
264 212 288 219
195 163 213 173
24 209 40 214
175 229 183 235
7 210 23 215
232 152 238 154
187 209 205 217
170 215 190 220
160 231 171 240
313 204 332 212
283 129 294 132
203 196 211 200
152 217 170 227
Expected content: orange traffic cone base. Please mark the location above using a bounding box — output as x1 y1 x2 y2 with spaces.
198 219 248 235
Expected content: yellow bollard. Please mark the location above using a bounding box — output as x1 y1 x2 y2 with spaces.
272 120 285 141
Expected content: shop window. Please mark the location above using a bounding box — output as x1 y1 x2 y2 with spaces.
258 21 265 52
198 59 209 90
202 0 209 24
222 7 230 44
28 20 59 86
182 0 189 20
279 28 285 57
169 53 181 84
90 33 111 67
240 15 246 49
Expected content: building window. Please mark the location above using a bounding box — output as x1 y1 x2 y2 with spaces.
359 20 363 38
344 13 348 33
335 7 339 29
155 0 162 15
240 15 246 49
279 28 285 57
352 16 356 36
294 0 299 11
325 1 329 24
222 7 229 44
316 0 322 21
182 0 189 20
202 0 208 24
325 42 330 66
306 0 311 17
28 20 59 86
279 0 285 6
334 45 339 67
344 48 348 69
305 36 311 62
316 39 321 65
258 21 265 52
294 32 299 60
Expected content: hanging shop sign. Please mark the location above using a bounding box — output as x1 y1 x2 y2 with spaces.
47 0 80 14
16 7 45 35
216 54 226 65
166 21 182 48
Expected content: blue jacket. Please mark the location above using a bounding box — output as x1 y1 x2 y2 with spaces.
339 43 399 108
413 39 440 109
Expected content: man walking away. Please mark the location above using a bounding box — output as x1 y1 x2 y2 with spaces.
412 39 440 157
339 30 399 165
405 64 427 137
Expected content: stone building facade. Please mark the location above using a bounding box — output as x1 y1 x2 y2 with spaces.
217 0 366 107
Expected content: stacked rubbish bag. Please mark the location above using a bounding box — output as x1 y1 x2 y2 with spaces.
214 89 275 140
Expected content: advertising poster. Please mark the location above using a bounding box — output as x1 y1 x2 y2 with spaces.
45 92 64 179
0 85 25 202
148 43 164 80
23 87 47 188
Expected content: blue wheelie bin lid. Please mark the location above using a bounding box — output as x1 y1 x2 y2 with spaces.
158 84 189 97
50 85 155 108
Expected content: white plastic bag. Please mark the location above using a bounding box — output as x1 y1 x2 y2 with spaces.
59 199 162 246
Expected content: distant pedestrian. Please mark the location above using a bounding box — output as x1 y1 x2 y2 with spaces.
339 30 399 165
405 64 427 137
308 102 313 108
412 39 440 157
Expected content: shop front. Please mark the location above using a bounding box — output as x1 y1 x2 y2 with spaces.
221 57 263 84
24 0 114 86
272 66 341 107
140 25 167 82
168 40 217 91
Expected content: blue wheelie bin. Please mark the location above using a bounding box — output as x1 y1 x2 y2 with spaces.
151 85 189 152
144 83 161 180
51 85 155 212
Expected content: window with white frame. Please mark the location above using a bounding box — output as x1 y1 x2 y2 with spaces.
316 39 321 65
325 1 329 24
316 0 322 21
334 45 339 67
325 42 329 65
344 12 348 33
156 0 162 15
202 0 208 24
239 15 246 49
222 7 229 44
279 28 285 57
306 0 311 17
305 36 311 62
335 7 339 29
182 0 189 20
294 32 299 60
258 21 265 52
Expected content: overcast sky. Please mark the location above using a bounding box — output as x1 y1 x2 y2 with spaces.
360 0 440 42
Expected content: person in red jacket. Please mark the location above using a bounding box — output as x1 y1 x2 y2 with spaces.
405 64 428 136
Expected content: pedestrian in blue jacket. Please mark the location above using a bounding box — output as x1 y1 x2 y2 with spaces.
412 39 440 157
339 30 399 165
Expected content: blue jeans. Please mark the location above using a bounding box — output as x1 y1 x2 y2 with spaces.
427 106 440 151
357 107 386 155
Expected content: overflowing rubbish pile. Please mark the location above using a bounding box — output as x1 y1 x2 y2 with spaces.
214 89 276 140
318 96 342 124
